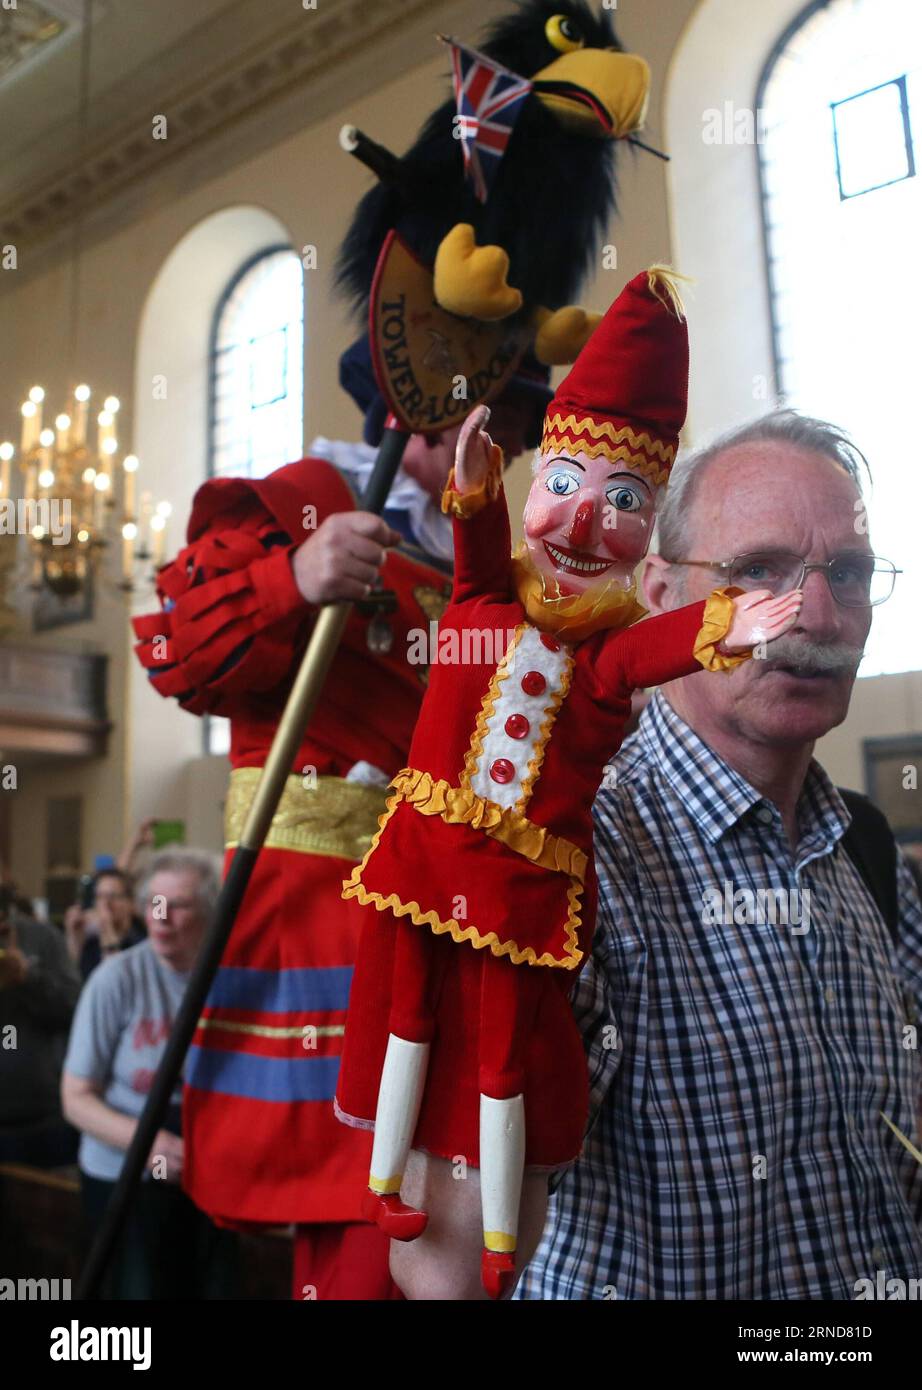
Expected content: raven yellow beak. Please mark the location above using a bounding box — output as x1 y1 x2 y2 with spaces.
532 50 650 139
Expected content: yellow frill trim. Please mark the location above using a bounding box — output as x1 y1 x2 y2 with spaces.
510 543 647 643
518 643 574 813
540 413 675 485
461 635 514 788
390 768 587 879
342 769 586 969
694 586 752 673
459 618 574 816
541 414 676 462
440 442 503 519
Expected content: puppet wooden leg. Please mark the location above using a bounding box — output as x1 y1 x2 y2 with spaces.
477 955 545 1299
364 919 438 1241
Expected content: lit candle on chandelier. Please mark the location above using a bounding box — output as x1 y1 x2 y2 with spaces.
121 520 138 584
99 425 118 544
38 429 55 493
138 489 153 555
72 385 91 448
151 500 171 567
93 470 111 530
0 442 13 500
122 454 138 519
20 386 44 456
96 408 113 460
55 412 71 457
122 455 139 584
100 397 120 458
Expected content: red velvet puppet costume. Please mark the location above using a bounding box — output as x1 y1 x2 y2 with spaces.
335 268 803 1298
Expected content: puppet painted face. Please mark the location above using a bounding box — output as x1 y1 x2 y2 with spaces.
523 448 658 596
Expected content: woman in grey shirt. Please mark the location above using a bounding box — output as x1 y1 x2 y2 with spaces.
62 848 238 1299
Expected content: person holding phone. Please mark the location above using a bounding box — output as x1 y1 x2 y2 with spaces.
64 868 147 982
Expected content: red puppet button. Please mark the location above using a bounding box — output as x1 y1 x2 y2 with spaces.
521 670 547 697
540 635 561 653
490 758 516 784
504 714 530 740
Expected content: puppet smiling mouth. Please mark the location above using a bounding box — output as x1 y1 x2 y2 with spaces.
543 541 614 576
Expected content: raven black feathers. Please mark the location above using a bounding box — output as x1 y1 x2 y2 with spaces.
336 0 626 324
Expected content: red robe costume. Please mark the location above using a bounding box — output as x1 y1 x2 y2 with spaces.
132 455 452 1231
336 449 738 1169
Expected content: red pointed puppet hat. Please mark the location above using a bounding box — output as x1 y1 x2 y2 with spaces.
541 267 689 487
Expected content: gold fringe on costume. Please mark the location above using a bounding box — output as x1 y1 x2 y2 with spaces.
539 413 674 484
441 443 503 518
693 588 752 673
510 542 647 642
342 768 586 969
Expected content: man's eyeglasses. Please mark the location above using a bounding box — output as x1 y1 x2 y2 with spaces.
667 551 901 608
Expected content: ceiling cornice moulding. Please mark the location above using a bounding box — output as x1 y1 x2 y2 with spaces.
0 0 442 259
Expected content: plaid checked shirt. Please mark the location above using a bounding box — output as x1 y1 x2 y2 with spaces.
516 691 922 1300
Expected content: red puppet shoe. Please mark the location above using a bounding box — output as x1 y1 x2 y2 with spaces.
363 1190 429 1241
481 1248 517 1300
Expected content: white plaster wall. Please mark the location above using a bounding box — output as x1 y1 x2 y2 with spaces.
664 0 922 788
127 205 296 837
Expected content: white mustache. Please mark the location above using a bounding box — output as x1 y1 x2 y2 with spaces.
760 634 864 675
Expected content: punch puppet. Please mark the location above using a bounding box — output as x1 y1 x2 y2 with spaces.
336 268 804 1298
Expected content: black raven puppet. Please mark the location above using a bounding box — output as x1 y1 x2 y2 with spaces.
336 0 650 366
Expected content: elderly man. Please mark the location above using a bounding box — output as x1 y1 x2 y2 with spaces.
391 409 922 1301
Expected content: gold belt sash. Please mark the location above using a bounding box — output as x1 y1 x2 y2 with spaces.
224 766 389 862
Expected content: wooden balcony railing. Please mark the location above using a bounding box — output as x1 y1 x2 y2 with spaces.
0 642 110 759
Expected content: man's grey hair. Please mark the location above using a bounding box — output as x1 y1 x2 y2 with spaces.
656 409 871 562
136 847 222 921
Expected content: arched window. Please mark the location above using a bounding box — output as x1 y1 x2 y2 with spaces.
758 0 921 675
208 246 304 479
205 245 304 757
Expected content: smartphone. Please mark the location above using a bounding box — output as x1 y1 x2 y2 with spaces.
152 820 185 849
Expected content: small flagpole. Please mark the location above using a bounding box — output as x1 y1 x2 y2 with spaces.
628 136 671 162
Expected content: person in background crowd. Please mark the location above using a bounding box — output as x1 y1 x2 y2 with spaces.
61 848 239 1298
64 868 147 982
0 885 80 1167
117 817 159 875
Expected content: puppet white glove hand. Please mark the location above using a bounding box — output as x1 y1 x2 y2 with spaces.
720 587 803 653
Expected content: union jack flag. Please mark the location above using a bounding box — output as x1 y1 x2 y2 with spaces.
445 36 533 203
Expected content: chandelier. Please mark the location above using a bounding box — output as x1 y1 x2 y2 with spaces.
0 385 171 597
0 2 172 606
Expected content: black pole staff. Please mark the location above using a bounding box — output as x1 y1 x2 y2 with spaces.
77 424 410 1298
